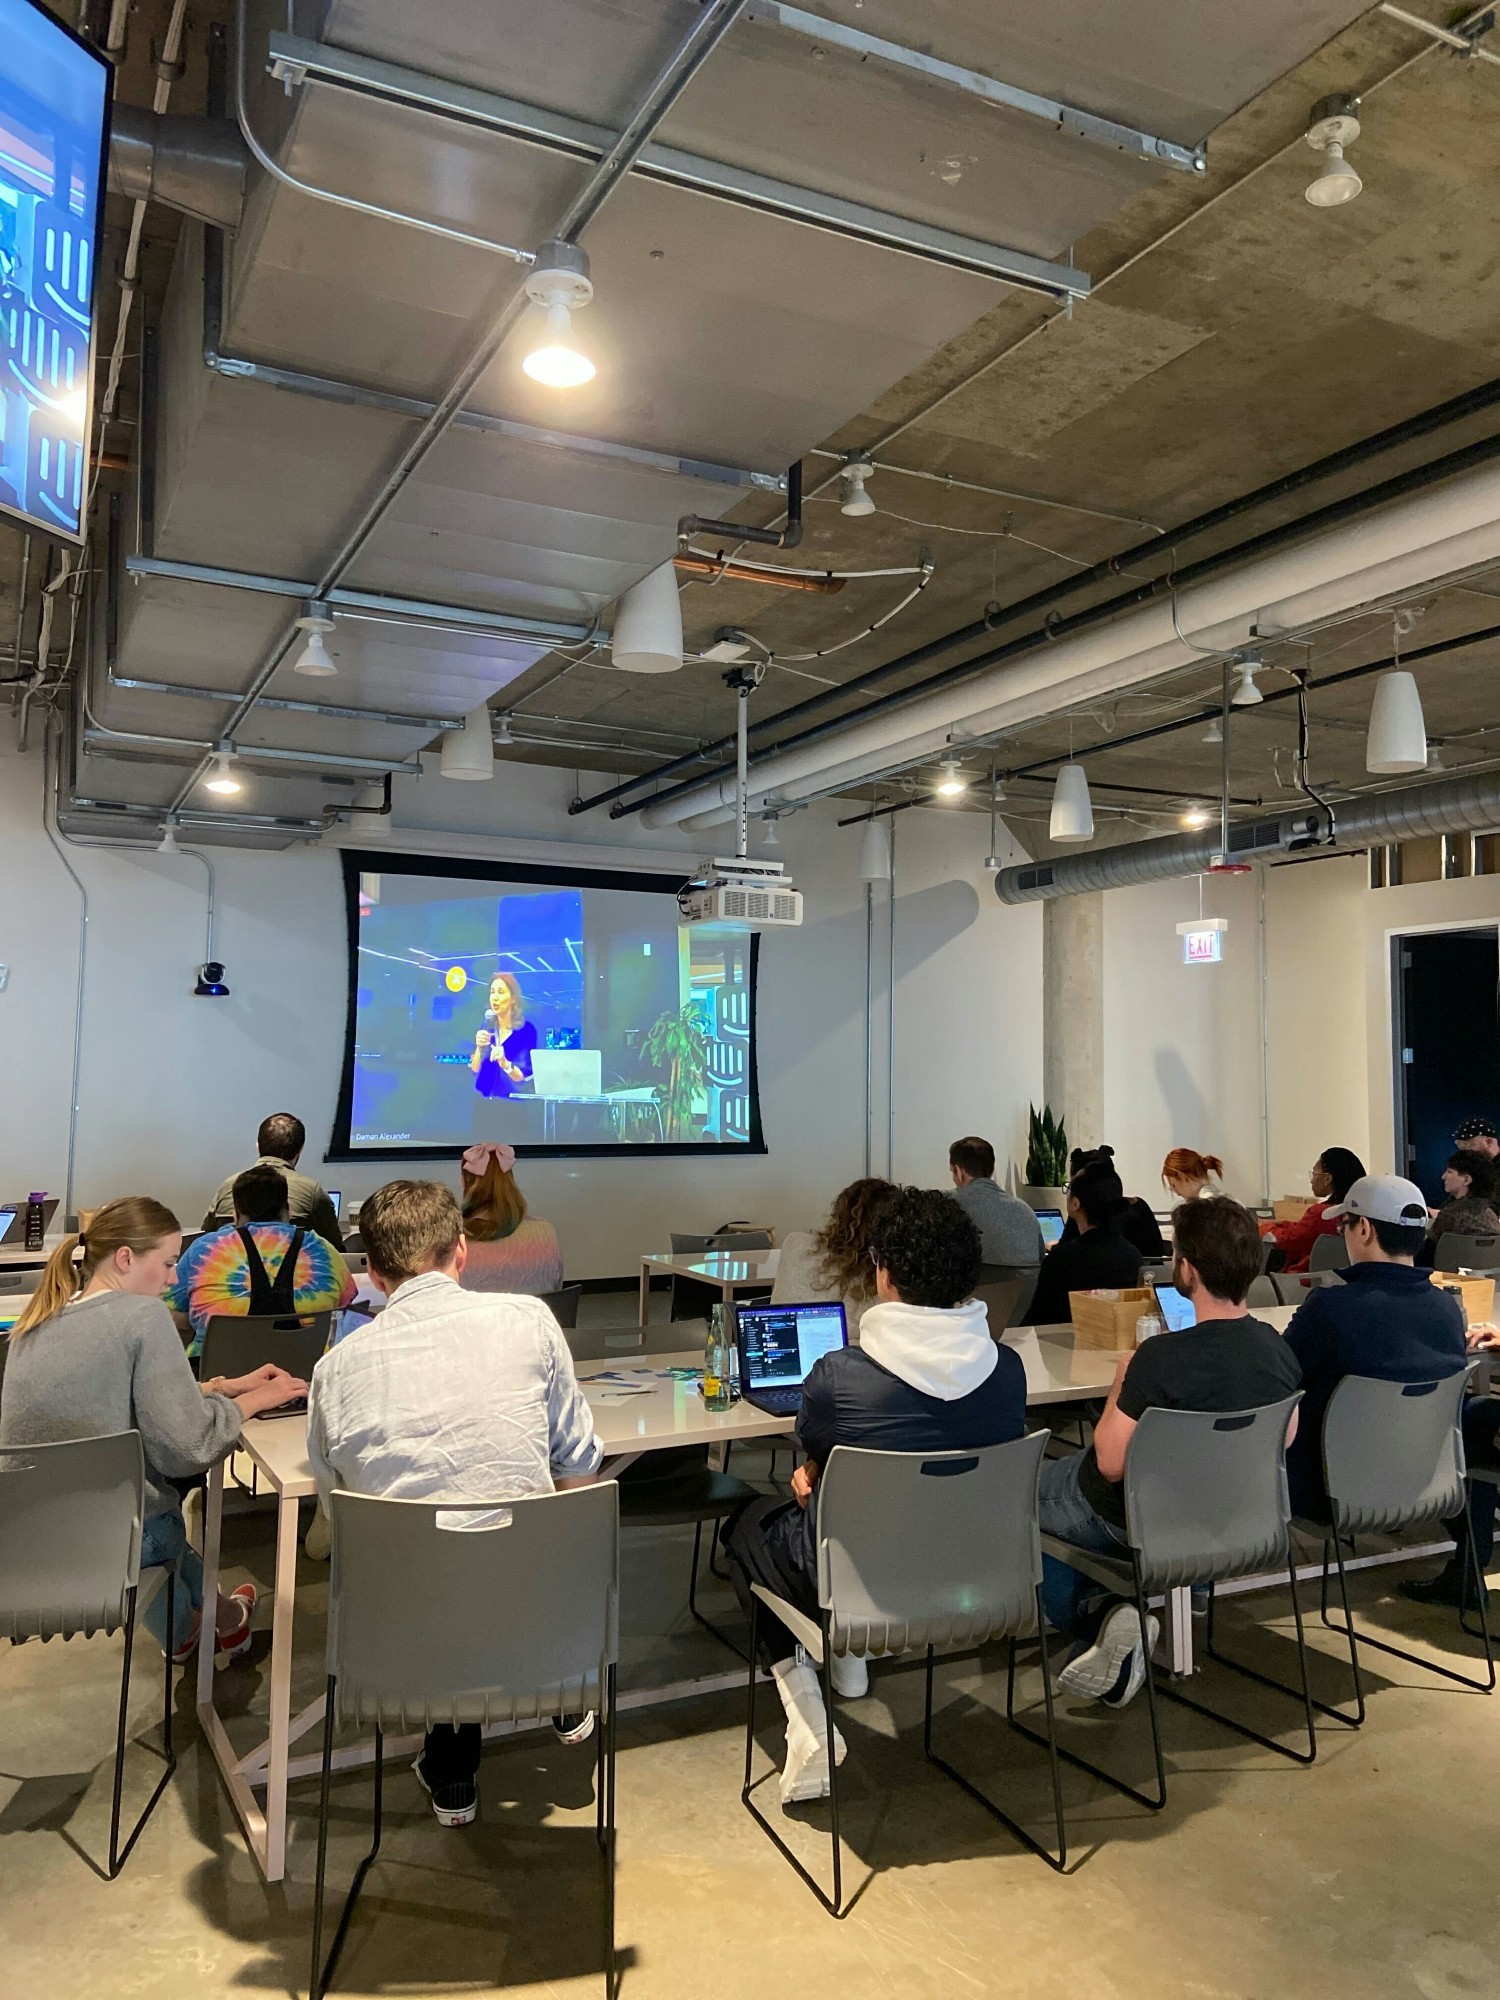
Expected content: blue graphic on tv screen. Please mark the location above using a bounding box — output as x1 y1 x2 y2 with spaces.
0 0 108 542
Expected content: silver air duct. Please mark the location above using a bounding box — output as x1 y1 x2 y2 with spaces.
107 106 247 231
995 769 1500 902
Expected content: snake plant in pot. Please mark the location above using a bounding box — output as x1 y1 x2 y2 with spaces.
1021 1103 1070 1211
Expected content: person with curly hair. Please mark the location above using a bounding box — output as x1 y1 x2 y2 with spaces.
727 1186 1025 1804
769 1176 892 1336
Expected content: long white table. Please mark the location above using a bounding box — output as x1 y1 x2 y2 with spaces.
638 1248 780 1324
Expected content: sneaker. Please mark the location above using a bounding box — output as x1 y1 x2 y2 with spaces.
411 1754 478 1828
797 1642 870 1700
552 1711 596 1745
216 1583 257 1664
1058 1604 1159 1706
1398 1568 1490 1612
773 1659 847 1804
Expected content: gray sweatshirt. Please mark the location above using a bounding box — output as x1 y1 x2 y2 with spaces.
0 1292 242 1517
948 1177 1045 1267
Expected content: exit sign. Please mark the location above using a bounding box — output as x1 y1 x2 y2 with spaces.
1176 917 1228 964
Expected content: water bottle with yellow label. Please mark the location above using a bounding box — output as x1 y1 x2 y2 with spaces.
703 1305 735 1412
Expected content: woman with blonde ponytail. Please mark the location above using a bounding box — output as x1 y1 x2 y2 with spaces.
2 1197 308 1664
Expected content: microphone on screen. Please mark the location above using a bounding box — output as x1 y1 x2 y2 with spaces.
482 1006 499 1058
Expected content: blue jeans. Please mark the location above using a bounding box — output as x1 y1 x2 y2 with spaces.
1037 1453 1131 1643
140 1509 204 1654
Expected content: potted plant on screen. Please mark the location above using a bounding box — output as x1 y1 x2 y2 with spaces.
642 1005 709 1141
1021 1103 1070 1212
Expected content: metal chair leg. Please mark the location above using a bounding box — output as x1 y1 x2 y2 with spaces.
107 1577 178 1878
922 1598 1067 1871
1313 1535 1367 1728
313 1707 384 1997
1321 1519 1495 1703
1458 1509 1498 1677
1157 1564 1317 1765
687 1518 750 1661
741 1600 850 1916
309 1678 337 2000
603 1663 618 1999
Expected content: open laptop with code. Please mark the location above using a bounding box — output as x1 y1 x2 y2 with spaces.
732 1300 848 1416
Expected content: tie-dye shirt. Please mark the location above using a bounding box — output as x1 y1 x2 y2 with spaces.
167 1222 358 1357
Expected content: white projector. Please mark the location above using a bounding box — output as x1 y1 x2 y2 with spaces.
679 856 804 929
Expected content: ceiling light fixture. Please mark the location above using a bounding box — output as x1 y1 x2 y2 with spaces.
440 704 496 781
935 755 969 798
494 715 514 747
1304 93 1363 207
763 817 781 850
1202 715 1224 745
204 744 240 795
611 561 684 674
1231 653 1264 706
521 238 596 388
292 600 337 676
839 453 876 518
859 816 892 883
1365 668 1428 774
1049 762 1094 843
157 820 179 853
1180 802 1213 831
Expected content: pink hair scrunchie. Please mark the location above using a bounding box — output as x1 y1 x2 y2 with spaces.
461 1141 516 1176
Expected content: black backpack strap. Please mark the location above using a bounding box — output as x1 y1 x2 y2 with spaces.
238 1223 305 1317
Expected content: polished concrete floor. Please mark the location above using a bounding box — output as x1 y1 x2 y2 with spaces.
4 1301 1499 1997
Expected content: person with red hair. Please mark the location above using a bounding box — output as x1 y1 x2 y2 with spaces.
1161 1147 1226 1203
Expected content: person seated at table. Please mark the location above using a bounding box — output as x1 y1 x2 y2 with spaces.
1455 1116 1500 1163
1017 1158 1143 1328
1418 1150 1500 1267
727 1187 1025 1803
1039 1197 1301 1709
457 1141 563 1295
169 1164 357 1361
1267 1146 1367 1273
944 1135 1043 1269
203 1111 343 1248
306 1179 602 1830
0 1196 305 1665
1062 1145 1167 1261
1162 1147 1227 1203
1283 1174 1467 1527
771 1176 892 1338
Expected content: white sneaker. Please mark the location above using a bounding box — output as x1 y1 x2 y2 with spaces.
1057 1604 1160 1707
552 1711 597 1745
796 1642 870 1701
772 1660 847 1804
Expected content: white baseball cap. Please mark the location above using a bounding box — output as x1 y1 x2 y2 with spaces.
1322 1173 1429 1226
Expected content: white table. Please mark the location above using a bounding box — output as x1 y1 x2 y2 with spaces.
638 1248 780 1325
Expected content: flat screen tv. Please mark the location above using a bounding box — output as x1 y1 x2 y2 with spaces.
0 0 111 544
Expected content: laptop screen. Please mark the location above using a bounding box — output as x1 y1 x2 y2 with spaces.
1036 1207 1065 1248
327 1190 342 1218
1153 1282 1196 1333
0 1207 16 1245
735 1302 847 1391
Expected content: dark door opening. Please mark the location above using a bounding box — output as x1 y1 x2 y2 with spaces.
1394 926 1500 1201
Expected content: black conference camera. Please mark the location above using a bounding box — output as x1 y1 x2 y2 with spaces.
193 960 230 998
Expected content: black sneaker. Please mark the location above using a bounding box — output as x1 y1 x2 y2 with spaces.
1397 1569 1490 1612
411 1753 477 1827
552 1711 597 1745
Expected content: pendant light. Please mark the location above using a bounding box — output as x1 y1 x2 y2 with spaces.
858 817 891 883
840 454 876 518
610 561 684 674
292 600 337 676
934 755 968 798
1050 762 1093 842
440 705 495 781
1365 670 1428 774
1201 715 1223 744
521 240 596 388
204 744 240 795
1231 654 1264 706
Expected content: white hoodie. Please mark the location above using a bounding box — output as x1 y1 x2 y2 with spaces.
856 1297 998 1402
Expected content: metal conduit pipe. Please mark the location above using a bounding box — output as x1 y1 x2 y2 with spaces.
107 105 247 229
995 769 1500 903
571 369 1500 817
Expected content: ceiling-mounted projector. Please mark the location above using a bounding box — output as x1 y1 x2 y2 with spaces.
678 856 803 929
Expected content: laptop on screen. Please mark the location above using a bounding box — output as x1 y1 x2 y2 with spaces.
0 1200 54 1246
1035 1206 1065 1248
733 1301 849 1416
1153 1282 1196 1333
530 1048 603 1097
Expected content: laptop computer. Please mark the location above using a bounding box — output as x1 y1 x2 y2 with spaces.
327 1190 342 1218
1035 1206 1065 1248
1153 1282 1196 1333
0 1199 56 1245
530 1047 603 1097
733 1300 848 1416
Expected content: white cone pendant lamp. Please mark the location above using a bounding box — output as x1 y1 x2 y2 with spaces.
1365 670 1428 774
1050 762 1094 842
611 561 684 674
859 817 892 883
440 705 495 781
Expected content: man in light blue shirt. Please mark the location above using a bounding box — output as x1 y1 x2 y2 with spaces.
947 1135 1045 1268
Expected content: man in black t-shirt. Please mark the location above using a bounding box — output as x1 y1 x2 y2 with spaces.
1039 1197 1302 1709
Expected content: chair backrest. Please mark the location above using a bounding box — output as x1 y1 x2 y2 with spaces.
342 1232 364 1254
326 1483 619 1729
1271 1270 1342 1305
0 1431 144 1641
0 1268 43 1295
1322 1370 1468 1535
539 1283 583 1329
1308 1234 1349 1273
200 1312 330 1383
1437 1231 1500 1273
972 1272 1036 1333
1123 1396 1302 1591
566 1318 706 1363
1246 1275 1279 1308
1259 1236 1285 1274
813 1433 1047 1657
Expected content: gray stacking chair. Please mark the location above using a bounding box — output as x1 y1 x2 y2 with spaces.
0 1431 175 1877
1302 1370 1494 1725
1035 1395 1312 1813
539 1283 584 1329
743 1432 1064 1915
311 1482 621 1999
1436 1232 1500 1272
199 1311 330 1383
1307 1234 1349 1273
1246 1275 1279 1309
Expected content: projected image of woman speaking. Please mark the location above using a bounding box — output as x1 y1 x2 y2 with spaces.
471 972 538 1100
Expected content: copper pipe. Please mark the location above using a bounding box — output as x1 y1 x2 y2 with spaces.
672 552 845 593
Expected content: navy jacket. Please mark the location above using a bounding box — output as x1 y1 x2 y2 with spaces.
1283 1262 1466 1519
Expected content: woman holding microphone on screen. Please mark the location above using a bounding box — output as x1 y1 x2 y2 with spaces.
470 972 538 1100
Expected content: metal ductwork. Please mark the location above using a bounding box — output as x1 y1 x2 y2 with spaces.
107 105 247 231
995 770 1500 902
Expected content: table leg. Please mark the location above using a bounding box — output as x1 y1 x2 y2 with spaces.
197 1459 224 1709
262 1487 301 1882
639 1260 650 1327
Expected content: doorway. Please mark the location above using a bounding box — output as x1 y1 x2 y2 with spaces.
1393 926 1500 1200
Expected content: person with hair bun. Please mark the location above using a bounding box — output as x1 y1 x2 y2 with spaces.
1018 1159 1143 1327
1066 1145 1166 1260
457 1142 563 1294
1 1197 306 1663
1162 1147 1226 1203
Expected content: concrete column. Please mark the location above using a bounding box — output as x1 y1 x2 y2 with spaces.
1043 892 1104 1150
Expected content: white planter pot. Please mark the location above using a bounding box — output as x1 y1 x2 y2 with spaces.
1019 1185 1068 1212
